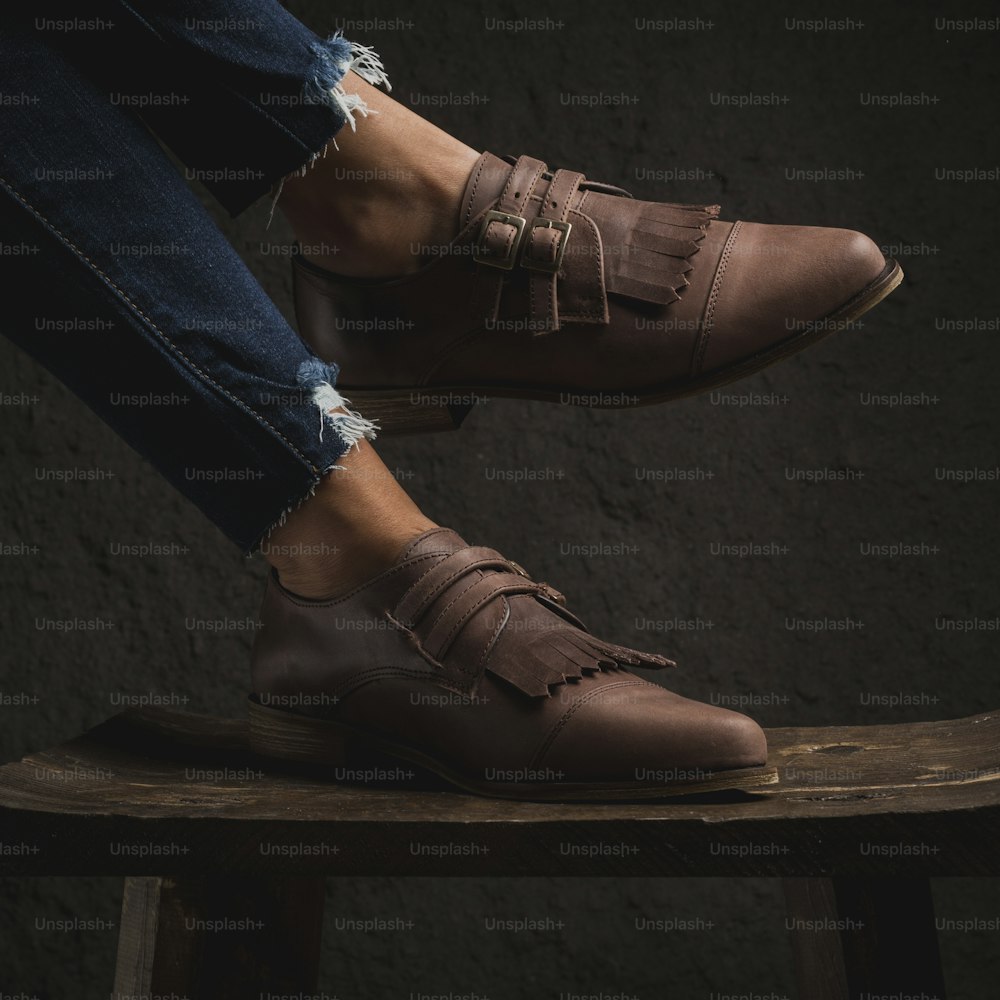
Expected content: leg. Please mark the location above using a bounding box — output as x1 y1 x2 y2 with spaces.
277 73 482 277
38 1 901 430
262 439 435 598
2 10 772 801
44 0 475 277
0 11 430 592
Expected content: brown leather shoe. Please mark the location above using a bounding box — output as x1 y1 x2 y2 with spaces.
293 152 902 433
248 528 775 800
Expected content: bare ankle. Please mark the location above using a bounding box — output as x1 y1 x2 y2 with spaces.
261 441 436 599
277 73 480 277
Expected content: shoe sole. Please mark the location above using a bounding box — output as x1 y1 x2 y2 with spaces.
341 259 904 434
248 698 779 802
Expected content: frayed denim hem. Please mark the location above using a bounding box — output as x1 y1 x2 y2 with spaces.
303 32 392 132
295 356 379 449
267 32 391 224
248 357 380 554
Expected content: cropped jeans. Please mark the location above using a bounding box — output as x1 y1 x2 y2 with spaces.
0 1 386 551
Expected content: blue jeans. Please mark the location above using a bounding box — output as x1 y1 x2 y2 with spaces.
0 1 386 552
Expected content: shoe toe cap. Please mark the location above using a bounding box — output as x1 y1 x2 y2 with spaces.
699 221 887 374
543 682 768 782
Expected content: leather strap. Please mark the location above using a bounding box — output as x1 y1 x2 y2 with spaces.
394 546 510 627
469 156 610 332
479 156 545 270
524 168 584 332
496 156 547 216
471 156 548 326
393 543 559 673
422 571 540 661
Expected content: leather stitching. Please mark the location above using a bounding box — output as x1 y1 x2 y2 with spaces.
430 576 537 658
694 219 743 376
382 609 455 673
559 208 606 322
462 156 489 228
478 598 509 672
529 679 649 769
0 175 319 473
500 159 546 212
526 169 583 331
422 573 483 635
397 551 508 624
527 248 551 328
274 552 443 608
330 664 440 703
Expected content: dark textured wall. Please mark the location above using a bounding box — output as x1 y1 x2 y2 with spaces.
2 0 999 996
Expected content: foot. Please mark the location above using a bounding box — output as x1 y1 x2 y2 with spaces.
261 438 437 599
249 527 773 800
277 73 479 279
290 150 901 433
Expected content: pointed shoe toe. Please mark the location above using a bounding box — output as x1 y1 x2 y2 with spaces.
695 221 896 376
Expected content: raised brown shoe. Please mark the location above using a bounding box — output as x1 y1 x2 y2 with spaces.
248 527 775 800
293 152 902 433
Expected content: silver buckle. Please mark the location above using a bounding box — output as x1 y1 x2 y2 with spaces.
521 218 572 273
476 210 527 270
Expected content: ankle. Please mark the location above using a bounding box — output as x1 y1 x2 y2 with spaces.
260 441 437 599
277 74 480 277
284 170 460 277
267 519 432 599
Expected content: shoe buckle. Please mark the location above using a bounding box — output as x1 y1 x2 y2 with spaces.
521 218 572 274
506 559 532 578
476 210 527 270
507 559 567 606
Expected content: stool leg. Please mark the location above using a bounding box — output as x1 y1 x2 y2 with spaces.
834 877 946 998
113 875 326 999
782 877 947 999
114 876 163 993
782 877 851 1000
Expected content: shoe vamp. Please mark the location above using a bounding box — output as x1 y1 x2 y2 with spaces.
426 218 734 393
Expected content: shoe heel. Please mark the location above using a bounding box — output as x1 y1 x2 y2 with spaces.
345 390 470 435
248 699 351 767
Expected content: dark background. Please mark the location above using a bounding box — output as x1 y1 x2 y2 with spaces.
2 0 999 995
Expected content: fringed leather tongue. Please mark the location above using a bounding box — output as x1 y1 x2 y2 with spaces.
390 531 676 698
600 200 719 305
457 151 719 335
484 615 676 698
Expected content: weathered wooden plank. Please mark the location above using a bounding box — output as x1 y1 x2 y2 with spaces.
0 709 997 876
769 714 1000 795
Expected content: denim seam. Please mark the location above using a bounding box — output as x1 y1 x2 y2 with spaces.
0 174 320 474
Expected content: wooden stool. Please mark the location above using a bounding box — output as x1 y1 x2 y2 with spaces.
2 707 997 998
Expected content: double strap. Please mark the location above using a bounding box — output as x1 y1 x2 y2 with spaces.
476 156 548 270
391 545 564 667
472 156 605 333
394 546 514 626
